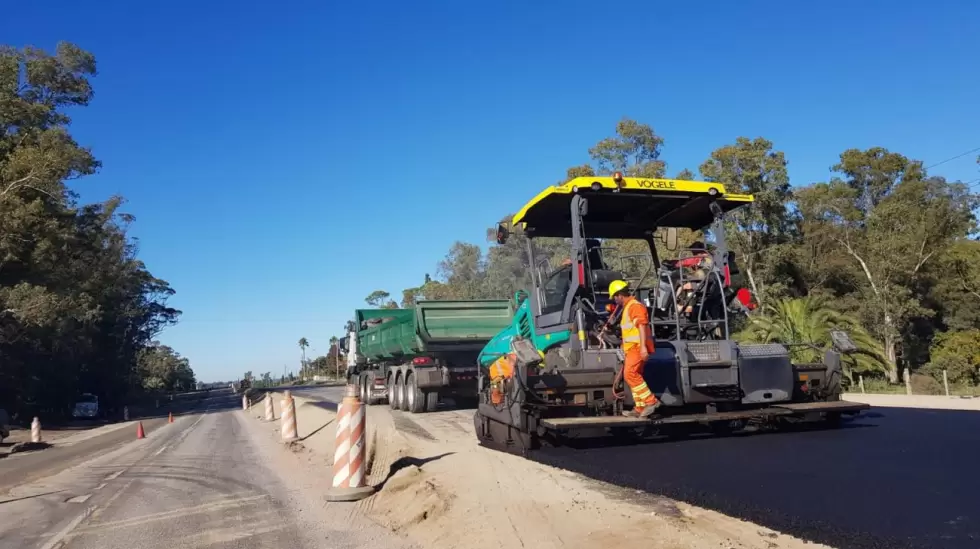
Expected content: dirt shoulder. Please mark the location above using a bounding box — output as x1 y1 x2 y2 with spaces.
265 393 830 549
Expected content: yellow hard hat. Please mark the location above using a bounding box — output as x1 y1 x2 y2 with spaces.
608 279 629 296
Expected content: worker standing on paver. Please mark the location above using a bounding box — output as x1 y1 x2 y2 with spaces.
608 279 661 418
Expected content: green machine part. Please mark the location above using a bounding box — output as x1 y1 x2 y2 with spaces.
357 300 515 363
477 296 571 367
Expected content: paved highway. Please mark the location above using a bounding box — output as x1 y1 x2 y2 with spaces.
534 407 980 549
282 383 347 403
0 389 406 549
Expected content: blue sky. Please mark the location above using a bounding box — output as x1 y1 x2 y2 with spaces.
3 1 978 382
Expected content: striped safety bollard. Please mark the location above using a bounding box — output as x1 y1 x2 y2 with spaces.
280 391 299 443
264 392 274 421
123 406 130 421
326 384 374 502
31 417 41 443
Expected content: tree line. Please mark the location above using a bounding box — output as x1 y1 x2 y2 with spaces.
365 118 980 392
0 42 194 419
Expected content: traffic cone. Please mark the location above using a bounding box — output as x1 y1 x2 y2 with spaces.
326 384 375 502
137 421 146 439
168 412 174 423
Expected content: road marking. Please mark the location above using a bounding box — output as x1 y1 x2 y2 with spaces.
94 483 107 491
38 504 95 549
153 444 169 457
90 479 136 520
72 494 270 535
66 494 92 504
104 470 124 481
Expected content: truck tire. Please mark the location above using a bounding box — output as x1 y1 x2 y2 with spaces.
406 372 425 413
397 373 409 411
424 390 439 412
388 374 398 410
359 375 369 404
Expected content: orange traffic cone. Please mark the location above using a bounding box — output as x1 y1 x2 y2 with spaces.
137 421 146 439
168 412 174 423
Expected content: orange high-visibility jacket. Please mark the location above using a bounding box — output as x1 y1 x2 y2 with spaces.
620 297 654 353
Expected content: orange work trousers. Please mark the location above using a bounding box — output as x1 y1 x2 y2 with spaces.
623 348 657 410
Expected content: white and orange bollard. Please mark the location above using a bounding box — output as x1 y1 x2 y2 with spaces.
31 417 41 443
280 391 299 443
264 392 274 421
326 384 374 502
242 394 248 411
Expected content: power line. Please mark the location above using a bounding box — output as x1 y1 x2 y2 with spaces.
926 146 980 170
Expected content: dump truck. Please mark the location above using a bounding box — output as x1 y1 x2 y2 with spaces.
473 173 870 454
342 300 515 413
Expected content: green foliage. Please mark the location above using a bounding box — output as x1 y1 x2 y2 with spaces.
588 118 665 178
700 137 795 305
735 295 888 380
921 329 980 385
0 42 190 418
364 289 397 309
137 343 195 391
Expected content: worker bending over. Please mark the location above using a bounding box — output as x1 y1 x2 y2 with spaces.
608 280 661 418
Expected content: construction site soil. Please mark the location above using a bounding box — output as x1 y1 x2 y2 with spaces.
256 393 980 549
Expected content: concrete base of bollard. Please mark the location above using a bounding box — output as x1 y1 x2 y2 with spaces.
325 485 375 502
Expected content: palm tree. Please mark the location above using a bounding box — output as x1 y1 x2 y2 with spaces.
298 337 309 378
329 336 340 378
735 295 887 382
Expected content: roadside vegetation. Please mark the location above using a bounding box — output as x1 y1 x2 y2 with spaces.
0 43 194 421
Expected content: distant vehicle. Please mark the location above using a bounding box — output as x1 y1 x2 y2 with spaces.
342 300 514 413
72 393 100 419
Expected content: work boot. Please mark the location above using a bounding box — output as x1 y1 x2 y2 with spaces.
621 409 640 418
639 400 662 419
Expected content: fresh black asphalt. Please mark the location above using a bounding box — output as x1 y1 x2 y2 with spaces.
532 407 980 549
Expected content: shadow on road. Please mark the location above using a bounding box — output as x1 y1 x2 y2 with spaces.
374 452 455 491
530 408 980 549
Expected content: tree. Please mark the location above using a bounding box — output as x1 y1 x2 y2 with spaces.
736 295 887 382
930 240 980 331
0 42 185 417
794 149 977 381
921 329 980 385
329 335 340 377
674 168 696 180
699 137 794 306
136 343 196 392
365 290 398 309
298 337 309 377
588 118 666 178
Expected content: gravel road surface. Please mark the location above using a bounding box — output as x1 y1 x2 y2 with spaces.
0 389 407 549
533 407 980 549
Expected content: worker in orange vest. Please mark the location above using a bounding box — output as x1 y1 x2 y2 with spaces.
607 279 661 418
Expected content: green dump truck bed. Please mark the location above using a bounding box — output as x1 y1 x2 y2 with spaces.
356 300 514 362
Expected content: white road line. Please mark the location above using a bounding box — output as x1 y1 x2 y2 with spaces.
66 494 92 504
104 470 124 481
94 483 107 491
153 445 169 457
90 479 136 521
38 505 96 549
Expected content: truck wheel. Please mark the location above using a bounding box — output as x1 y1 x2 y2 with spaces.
424 390 438 412
406 373 425 413
359 376 369 404
388 375 398 410
397 373 409 411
